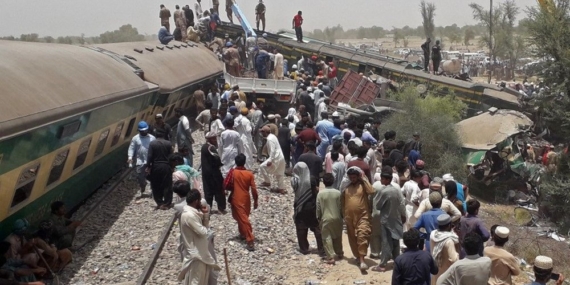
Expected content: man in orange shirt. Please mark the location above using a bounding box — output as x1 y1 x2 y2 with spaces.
292 11 304 43
229 154 259 251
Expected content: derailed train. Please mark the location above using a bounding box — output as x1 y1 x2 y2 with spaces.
216 23 521 115
0 40 223 238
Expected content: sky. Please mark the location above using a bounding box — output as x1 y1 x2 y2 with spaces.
0 0 538 38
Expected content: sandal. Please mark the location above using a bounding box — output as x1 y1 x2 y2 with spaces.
360 262 369 270
246 243 255 251
371 266 387 272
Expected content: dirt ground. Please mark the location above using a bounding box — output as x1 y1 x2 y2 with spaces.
271 186 570 285
275 231 393 285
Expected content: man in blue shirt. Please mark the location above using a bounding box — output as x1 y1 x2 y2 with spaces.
414 191 445 252
158 26 174 45
392 228 437 285
315 112 334 160
459 199 490 257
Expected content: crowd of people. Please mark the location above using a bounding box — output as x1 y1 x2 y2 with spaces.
122 69 566 284
1 202 80 284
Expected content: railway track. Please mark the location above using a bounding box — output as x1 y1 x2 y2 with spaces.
57 167 178 285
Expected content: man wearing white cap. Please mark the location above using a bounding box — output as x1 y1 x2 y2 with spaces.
528 256 565 285
436 232 491 285
430 214 459 285
259 125 287 193
484 226 521 285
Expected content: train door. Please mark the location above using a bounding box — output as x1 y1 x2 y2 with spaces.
358 64 366 74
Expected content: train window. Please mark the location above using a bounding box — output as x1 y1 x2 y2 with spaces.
74 137 92 170
325 56 333 63
125 118 136 138
167 105 175 118
47 149 70 186
374 67 383 74
358 64 366 74
94 129 110 158
111 122 125 147
58 120 82 139
12 164 41 208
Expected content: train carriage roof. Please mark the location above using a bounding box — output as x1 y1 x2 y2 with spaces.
0 40 151 139
93 41 223 94
278 38 324 54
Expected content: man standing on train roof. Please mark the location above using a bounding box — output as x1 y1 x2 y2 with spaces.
150 113 172 142
255 0 266 32
174 5 183 30
225 0 234 24
195 0 203 19
128 121 156 196
147 131 173 210
292 11 304 43
431 40 442 75
175 108 195 167
159 4 172 31
212 0 220 15
421 38 431 73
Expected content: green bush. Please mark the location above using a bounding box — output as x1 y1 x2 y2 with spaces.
540 154 570 233
381 85 468 182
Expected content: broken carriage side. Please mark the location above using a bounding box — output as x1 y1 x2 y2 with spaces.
456 108 542 200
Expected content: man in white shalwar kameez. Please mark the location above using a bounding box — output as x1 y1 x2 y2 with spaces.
209 108 225 156
178 189 221 285
274 49 284 79
234 108 257 169
220 118 243 177
259 125 287 193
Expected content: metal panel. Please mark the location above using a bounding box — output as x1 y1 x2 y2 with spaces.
329 69 381 109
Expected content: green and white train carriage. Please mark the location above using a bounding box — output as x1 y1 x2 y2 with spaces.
0 40 222 238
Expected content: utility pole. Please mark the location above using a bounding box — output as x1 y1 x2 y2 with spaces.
488 0 493 84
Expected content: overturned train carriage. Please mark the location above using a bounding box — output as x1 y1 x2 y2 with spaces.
0 40 223 238
216 23 521 115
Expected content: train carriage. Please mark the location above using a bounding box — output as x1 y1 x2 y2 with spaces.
91 41 223 125
0 40 223 238
216 22 521 115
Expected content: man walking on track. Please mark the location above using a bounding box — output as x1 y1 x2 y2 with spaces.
201 131 227 214
292 11 304 43
147 131 173 210
228 154 258 251
259 125 287 194
255 0 266 31
178 189 221 284
128 121 155 196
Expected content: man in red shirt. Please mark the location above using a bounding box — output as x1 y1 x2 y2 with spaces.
292 11 304 43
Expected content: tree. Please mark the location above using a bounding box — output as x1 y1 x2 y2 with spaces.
524 0 570 233
448 33 461 46
393 28 404 47
420 1 437 41
383 85 467 181
99 24 145 44
43 36 54 43
469 0 520 79
464 28 476 46
20 33 39 42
